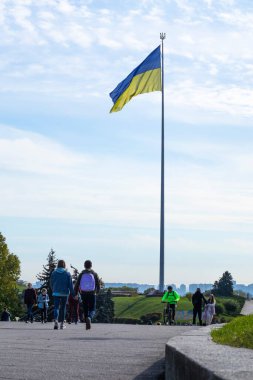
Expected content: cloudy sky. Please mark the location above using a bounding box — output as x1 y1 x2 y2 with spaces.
1 0 253 287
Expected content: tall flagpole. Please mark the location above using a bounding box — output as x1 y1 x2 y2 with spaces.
159 32 166 293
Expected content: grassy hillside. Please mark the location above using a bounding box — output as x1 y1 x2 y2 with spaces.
113 294 245 323
114 295 192 321
16 283 26 292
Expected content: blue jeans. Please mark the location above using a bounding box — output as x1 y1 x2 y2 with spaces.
26 303 34 321
54 296 67 322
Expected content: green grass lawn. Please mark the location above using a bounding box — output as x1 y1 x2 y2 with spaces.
17 284 26 292
113 295 192 321
113 294 245 323
211 315 253 349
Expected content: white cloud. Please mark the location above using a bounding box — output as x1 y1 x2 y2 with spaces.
166 82 253 117
1 124 253 237
0 126 90 175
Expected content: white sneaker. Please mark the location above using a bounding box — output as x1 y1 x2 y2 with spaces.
60 322 66 329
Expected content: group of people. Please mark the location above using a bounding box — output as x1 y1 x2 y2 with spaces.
2 269 215 327
192 287 216 326
23 259 100 330
162 286 216 325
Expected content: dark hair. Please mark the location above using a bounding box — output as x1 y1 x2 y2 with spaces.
167 285 173 290
57 260 66 268
84 260 92 269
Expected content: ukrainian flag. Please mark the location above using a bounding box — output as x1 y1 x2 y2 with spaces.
110 46 161 113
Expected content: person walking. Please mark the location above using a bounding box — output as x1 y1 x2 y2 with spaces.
202 294 216 325
67 281 80 324
192 288 207 325
37 288 49 323
74 260 100 330
50 260 75 330
24 283 37 323
161 285 180 324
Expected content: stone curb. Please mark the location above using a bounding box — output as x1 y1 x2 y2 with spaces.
165 326 253 380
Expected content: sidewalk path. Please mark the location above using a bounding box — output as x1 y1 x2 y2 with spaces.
0 322 196 380
240 300 253 315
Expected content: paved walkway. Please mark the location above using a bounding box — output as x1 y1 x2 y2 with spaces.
0 322 195 380
240 300 253 316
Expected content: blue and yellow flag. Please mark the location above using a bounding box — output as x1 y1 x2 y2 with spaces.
109 46 161 113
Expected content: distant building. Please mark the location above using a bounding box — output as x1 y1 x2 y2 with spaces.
165 283 177 290
179 284 186 296
189 284 212 293
104 283 156 294
234 282 253 296
110 290 133 297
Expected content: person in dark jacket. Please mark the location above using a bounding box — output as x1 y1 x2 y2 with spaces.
192 288 207 325
1 307 11 321
24 283 37 323
50 259 75 330
74 260 100 330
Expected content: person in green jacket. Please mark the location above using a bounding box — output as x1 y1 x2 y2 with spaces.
162 286 180 323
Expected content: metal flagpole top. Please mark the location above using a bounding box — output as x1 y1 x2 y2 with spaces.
160 32 166 40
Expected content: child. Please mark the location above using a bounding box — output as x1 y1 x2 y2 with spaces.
37 288 49 323
67 293 80 324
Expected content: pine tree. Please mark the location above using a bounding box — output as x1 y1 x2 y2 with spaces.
70 264 79 281
37 249 57 303
212 271 234 296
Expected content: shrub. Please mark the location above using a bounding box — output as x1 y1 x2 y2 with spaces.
232 295 246 310
215 303 224 315
185 293 192 302
223 300 240 314
140 313 161 324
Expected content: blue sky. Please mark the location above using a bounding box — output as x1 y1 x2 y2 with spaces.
1 0 253 286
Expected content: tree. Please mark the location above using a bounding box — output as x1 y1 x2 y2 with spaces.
212 271 234 296
70 264 79 281
93 289 114 323
0 232 22 317
37 249 57 303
